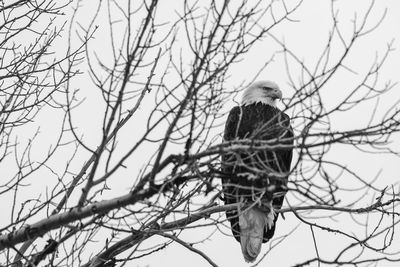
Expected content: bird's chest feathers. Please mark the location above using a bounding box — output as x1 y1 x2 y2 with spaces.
239 108 278 139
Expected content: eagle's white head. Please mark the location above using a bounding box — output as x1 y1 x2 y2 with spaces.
241 80 282 107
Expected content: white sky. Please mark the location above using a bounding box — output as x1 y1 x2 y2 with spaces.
147 1 400 266
1 0 400 266
135 1 400 266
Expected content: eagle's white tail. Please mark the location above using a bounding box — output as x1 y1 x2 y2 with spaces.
239 206 274 263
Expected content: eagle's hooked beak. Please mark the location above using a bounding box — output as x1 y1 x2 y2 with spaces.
271 89 282 100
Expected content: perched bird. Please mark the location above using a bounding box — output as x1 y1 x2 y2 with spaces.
221 80 293 262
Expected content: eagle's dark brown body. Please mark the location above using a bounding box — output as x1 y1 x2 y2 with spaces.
222 102 293 243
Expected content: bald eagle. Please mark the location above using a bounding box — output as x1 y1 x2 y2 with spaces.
222 81 293 262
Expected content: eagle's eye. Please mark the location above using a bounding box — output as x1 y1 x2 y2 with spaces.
262 86 272 91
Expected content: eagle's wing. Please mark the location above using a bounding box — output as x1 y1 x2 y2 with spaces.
221 106 242 242
265 111 293 240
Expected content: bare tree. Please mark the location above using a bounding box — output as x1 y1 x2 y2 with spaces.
0 0 399 266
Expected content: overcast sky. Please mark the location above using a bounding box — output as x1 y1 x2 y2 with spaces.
1 0 400 266
130 1 400 266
